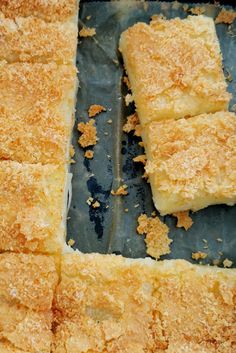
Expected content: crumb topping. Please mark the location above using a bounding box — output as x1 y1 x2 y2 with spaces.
172 211 193 230
88 104 106 118
123 113 139 133
215 9 236 24
137 214 172 259
79 26 96 37
78 119 97 148
111 184 128 196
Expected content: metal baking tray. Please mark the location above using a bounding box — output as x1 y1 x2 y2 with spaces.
67 1 236 267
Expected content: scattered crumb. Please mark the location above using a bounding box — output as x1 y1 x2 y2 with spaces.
86 15 91 20
125 93 133 106
151 13 166 22
86 197 94 206
88 104 106 118
133 154 147 165
183 4 189 11
225 69 233 82
68 239 75 247
92 201 100 208
202 239 208 244
215 9 236 24
70 158 76 164
139 141 144 147
151 211 156 217
69 145 75 157
134 203 140 208
223 258 233 268
213 259 221 266
79 26 96 37
107 119 112 124
134 124 142 137
104 132 109 136
123 76 131 89
107 154 111 159
203 245 208 250
123 113 139 133
124 208 129 212
106 205 109 209
189 6 205 15
192 251 208 261
172 211 193 231
218 251 223 256
84 150 94 159
78 119 97 148
111 184 128 196
137 214 172 259
217 238 223 243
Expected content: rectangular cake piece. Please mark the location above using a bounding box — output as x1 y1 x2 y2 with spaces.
53 253 236 353
0 12 78 64
142 111 236 215
0 161 68 253
0 253 58 353
0 0 79 23
119 15 231 125
0 61 77 164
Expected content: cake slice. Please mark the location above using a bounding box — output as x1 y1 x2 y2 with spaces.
0 253 58 353
0 12 78 64
53 253 236 353
119 15 231 125
0 161 68 253
142 111 236 215
0 0 79 23
0 61 77 164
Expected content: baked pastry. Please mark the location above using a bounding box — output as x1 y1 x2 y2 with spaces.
0 12 78 64
142 111 236 215
0 161 68 253
53 253 236 353
0 61 77 164
119 15 231 125
0 0 79 23
0 253 58 353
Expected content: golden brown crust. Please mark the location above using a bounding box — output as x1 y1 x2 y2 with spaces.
53 253 236 353
0 161 66 253
0 0 78 22
0 253 57 352
0 13 77 64
119 16 231 125
143 111 236 215
0 62 77 164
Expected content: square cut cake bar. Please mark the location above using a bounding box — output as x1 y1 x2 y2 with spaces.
53 253 236 353
119 15 231 125
0 12 78 64
0 161 68 253
0 0 79 23
0 253 58 353
0 61 77 164
142 111 236 215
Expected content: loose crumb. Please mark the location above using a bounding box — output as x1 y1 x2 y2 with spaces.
86 15 91 20
78 119 97 148
104 132 109 136
88 104 106 118
218 251 223 256
133 154 147 165
151 211 156 217
134 124 142 137
86 197 94 206
151 13 166 22
69 145 75 158
217 238 223 242
124 208 129 212
68 239 75 246
125 93 133 106
225 69 233 82
137 214 172 259
223 258 233 268
172 211 193 231
192 251 208 261
134 203 140 208
123 76 131 89
123 113 139 133
84 150 94 159
189 6 205 15
111 184 128 196
70 158 76 164
79 26 96 37
202 239 208 244
107 119 112 124
92 201 100 208
215 9 236 24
